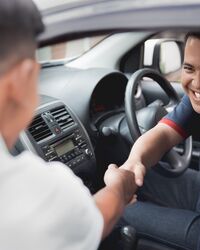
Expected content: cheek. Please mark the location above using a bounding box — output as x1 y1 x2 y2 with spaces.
181 73 192 90
31 84 39 108
24 83 38 123
29 81 38 105
32 75 39 107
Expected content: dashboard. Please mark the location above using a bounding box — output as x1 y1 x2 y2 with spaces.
11 64 152 192
12 65 132 192
90 75 127 119
38 66 129 132
16 95 97 192
14 63 194 194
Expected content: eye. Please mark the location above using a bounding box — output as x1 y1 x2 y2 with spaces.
183 65 194 73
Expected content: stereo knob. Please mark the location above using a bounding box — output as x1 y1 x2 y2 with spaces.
85 149 93 157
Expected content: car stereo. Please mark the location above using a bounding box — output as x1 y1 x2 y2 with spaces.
21 98 95 171
41 128 93 169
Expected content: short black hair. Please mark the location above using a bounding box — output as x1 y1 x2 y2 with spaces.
185 32 200 43
0 0 44 74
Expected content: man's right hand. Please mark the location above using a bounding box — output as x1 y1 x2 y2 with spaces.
119 160 146 187
118 123 184 187
104 164 137 205
94 164 137 238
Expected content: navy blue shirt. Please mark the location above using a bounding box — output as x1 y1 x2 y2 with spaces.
160 95 200 140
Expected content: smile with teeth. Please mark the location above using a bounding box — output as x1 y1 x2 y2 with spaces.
193 91 200 99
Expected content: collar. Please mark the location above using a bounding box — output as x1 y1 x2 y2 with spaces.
0 135 10 156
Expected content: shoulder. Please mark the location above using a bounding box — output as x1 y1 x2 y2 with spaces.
167 94 193 119
1 151 103 249
159 95 193 138
181 94 192 108
17 150 103 218
14 150 91 200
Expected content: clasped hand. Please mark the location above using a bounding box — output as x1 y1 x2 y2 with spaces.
104 164 137 205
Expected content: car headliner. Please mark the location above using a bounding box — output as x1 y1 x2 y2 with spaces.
37 0 200 46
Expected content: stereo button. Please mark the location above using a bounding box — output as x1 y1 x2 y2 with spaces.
53 127 61 134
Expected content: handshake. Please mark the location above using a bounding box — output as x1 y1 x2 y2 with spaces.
95 163 139 238
103 157 146 206
104 164 138 205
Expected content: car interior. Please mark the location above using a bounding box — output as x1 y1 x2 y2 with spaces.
11 28 200 250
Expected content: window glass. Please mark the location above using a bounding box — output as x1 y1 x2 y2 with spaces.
37 35 106 62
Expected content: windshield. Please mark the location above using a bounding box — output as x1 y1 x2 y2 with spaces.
37 35 106 62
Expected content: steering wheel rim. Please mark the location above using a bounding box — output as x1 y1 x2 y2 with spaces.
125 68 192 177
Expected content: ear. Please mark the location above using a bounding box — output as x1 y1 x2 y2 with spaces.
8 59 40 105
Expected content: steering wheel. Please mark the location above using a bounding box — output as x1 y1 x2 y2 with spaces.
125 68 192 177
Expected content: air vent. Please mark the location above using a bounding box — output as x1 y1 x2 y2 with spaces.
28 115 53 142
51 106 74 131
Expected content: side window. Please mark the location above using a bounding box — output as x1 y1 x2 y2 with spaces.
120 44 143 74
120 32 184 82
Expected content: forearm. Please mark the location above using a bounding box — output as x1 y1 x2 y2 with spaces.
128 129 167 169
94 167 137 239
120 124 184 187
94 187 125 239
127 124 183 169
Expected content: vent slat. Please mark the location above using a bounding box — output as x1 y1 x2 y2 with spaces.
29 123 47 133
28 115 53 142
51 109 66 115
53 111 68 118
51 106 74 131
31 128 52 137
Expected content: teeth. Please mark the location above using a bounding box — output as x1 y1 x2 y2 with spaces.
194 91 200 99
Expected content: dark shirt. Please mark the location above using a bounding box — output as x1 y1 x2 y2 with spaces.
159 95 200 140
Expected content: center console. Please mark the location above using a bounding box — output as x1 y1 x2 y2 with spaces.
18 96 97 192
41 128 93 168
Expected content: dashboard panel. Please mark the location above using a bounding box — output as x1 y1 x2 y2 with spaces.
38 65 128 132
90 72 128 123
10 65 133 192
90 74 127 119
17 95 97 192
14 63 189 193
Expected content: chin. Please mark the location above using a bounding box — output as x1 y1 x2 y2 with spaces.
186 90 200 113
191 101 200 114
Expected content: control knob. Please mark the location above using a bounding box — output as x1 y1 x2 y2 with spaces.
85 148 93 158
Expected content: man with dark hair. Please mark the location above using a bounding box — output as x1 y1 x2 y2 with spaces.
118 32 200 249
0 0 43 74
0 0 137 249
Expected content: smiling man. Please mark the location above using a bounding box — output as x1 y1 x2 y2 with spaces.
0 0 137 249
182 34 200 109
119 32 200 250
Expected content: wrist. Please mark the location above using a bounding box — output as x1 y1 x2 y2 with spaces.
123 158 143 170
106 177 134 206
105 186 127 207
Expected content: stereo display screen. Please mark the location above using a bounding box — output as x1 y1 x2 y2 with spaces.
55 139 75 157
